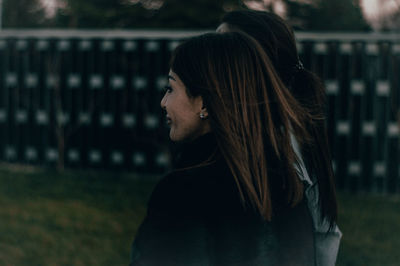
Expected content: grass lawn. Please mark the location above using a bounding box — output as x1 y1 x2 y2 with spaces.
336 192 400 266
0 163 158 266
0 163 399 265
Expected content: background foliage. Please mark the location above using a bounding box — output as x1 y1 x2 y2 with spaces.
2 0 373 31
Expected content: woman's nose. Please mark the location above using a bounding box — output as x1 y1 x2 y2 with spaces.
160 94 167 109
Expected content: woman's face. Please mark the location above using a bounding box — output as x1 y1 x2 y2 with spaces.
160 70 210 142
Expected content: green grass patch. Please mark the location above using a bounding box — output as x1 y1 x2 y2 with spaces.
0 163 398 265
0 164 158 266
336 192 400 266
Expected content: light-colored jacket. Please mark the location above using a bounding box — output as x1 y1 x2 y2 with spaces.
292 135 342 266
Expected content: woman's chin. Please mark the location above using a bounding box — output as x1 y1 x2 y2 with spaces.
169 130 179 142
169 130 190 143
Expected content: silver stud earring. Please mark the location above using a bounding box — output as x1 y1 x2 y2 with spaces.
200 113 205 119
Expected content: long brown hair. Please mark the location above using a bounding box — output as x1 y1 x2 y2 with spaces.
221 10 338 225
171 32 311 221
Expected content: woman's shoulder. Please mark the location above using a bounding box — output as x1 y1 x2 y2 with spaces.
147 161 242 218
148 169 204 209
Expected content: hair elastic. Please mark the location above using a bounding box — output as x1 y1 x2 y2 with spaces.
295 61 304 71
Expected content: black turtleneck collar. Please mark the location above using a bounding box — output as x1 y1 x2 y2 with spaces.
171 132 218 169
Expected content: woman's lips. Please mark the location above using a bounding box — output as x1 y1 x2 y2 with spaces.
166 116 172 125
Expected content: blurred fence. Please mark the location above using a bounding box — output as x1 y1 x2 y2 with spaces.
298 33 400 194
0 30 398 193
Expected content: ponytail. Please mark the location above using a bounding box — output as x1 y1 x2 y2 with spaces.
221 9 338 227
291 69 338 226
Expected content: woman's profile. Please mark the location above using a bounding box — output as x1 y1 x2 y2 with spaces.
129 30 337 265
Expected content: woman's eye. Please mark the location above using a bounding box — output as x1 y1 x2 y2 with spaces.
164 86 173 93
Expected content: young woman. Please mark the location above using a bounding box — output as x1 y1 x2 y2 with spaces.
130 31 328 265
218 10 341 266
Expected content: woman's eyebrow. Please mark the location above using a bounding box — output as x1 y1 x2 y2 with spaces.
168 75 176 81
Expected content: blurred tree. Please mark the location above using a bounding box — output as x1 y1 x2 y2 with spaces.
244 0 370 31
53 0 244 28
306 0 370 31
150 0 240 28
371 0 400 31
2 0 371 31
3 0 49 28
54 0 134 28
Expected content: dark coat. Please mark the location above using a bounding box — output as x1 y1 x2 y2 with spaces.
130 133 315 266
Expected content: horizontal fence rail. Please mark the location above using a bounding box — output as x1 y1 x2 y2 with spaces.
0 30 398 193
